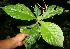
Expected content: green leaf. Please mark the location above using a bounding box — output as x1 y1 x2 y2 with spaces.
23 24 40 49
34 5 41 17
56 6 64 15
39 21 64 47
19 26 29 33
43 5 64 19
2 4 35 20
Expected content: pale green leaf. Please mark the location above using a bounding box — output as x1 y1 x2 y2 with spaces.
39 21 64 47
43 5 64 19
2 4 35 20
34 5 41 17
56 6 64 15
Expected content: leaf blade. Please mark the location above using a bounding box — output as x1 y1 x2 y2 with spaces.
34 5 41 17
2 4 35 20
42 5 64 19
40 21 64 47
24 25 40 49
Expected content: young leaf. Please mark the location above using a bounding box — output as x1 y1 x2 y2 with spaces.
39 21 64 47
2 4 35 20
24 24 40 49
34 5 41 17
42 5 64 19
